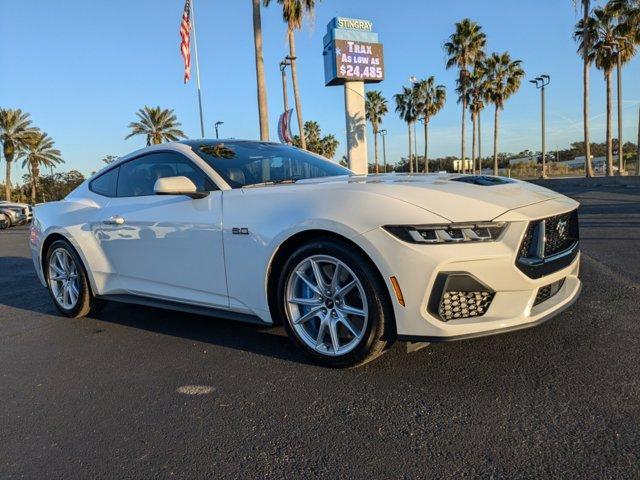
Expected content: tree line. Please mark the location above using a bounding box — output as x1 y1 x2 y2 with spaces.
0 109 64 203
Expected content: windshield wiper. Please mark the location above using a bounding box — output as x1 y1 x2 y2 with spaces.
243 178 300 188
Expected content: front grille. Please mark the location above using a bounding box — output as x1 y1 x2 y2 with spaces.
519 228 534 257
517 209 579 279
533 279 565 306
439 291 494 321
520 210 579 258
544 211 578 256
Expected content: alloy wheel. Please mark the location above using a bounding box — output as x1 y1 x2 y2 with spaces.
285 254 369 356
48 248 80 310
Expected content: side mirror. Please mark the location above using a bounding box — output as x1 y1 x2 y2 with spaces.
153 176 208 199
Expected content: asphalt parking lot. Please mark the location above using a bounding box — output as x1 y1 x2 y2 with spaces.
1 185 639 479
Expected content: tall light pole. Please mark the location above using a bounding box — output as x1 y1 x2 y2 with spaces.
279 59 291 114
214 121 224 139
380 129 388 173
530 75 550 178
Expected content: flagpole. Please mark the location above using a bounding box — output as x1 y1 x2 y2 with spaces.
190 0 205 138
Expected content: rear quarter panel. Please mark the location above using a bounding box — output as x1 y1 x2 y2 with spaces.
31 187 119 294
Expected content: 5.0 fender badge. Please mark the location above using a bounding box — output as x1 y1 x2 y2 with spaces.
232 227 250 235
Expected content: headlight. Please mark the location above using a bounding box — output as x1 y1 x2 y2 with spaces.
383 222 507 244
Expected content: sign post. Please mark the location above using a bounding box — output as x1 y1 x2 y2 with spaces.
324 18 384 174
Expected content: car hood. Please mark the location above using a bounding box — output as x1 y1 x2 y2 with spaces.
298 174 561 222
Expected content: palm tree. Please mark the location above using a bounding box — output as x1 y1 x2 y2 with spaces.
469 61 488 174
125 106 187 145
607 0 638 173
574 0 595 177
444 19 486 172
20 131 64 204
365 91 388 174
576 7 635 175
292 120 339 159
263 0 318 150
320 134 339 159
394 86 417 173
0 108 38 201
252 0 270 141
413 77 446 173
484 52 525 175
456 66 485 174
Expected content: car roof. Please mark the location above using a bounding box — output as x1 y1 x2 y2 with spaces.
112 140 283 164
179 139 283 149
89 139 291 182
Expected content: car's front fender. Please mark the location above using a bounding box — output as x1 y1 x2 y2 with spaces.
221 186 446 324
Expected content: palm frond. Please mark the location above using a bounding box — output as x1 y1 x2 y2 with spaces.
125 106 187 145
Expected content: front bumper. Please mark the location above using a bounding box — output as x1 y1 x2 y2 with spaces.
362 203 581 341
398 282 581 343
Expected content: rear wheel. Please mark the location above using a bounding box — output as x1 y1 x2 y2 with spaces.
0 213 8 229
277 239 395 368
45 239 102 317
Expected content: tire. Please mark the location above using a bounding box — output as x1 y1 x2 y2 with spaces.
277 238 395 368
0 213 8 230
44 239 103 318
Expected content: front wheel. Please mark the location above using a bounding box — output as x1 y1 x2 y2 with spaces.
277 239 395 368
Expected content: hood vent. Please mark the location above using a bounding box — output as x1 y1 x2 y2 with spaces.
450 176 515 186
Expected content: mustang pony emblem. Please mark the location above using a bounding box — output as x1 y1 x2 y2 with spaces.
556 218 568 238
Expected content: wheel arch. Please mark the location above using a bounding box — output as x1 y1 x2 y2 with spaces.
266 229 397 335
40 231 97 294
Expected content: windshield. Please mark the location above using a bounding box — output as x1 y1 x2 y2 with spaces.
188 141 351 188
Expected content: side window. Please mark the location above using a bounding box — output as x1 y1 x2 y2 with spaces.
175 161 215 191
116 152 216 198
89 167 119 197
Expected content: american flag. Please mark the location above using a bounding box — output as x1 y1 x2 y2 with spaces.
179 0 192 83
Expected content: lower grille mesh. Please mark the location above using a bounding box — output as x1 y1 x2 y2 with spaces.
534 279 565 306
439 291 494 321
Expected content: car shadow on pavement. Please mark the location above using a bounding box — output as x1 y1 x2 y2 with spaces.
0 255 315 366
96 301 318 366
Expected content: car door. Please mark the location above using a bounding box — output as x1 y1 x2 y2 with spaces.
93 151 228 307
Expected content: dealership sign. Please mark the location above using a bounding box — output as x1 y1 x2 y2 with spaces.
323 17 384 86
335 17 373 31
334 40 384 82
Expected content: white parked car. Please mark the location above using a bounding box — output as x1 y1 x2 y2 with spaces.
0 205 28 227
0 210 11 229
0 201 32 223
30 141 581 367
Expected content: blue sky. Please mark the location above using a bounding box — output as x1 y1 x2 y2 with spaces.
1 0 639 182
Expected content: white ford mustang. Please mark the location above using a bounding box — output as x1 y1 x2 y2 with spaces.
30 140 581 367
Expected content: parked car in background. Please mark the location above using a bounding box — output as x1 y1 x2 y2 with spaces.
0 206 27 228
593 162 619 175
0 201 32 223
30 140 581 367
0 211 10 229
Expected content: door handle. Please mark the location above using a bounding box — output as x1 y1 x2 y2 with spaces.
103 215 125 225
